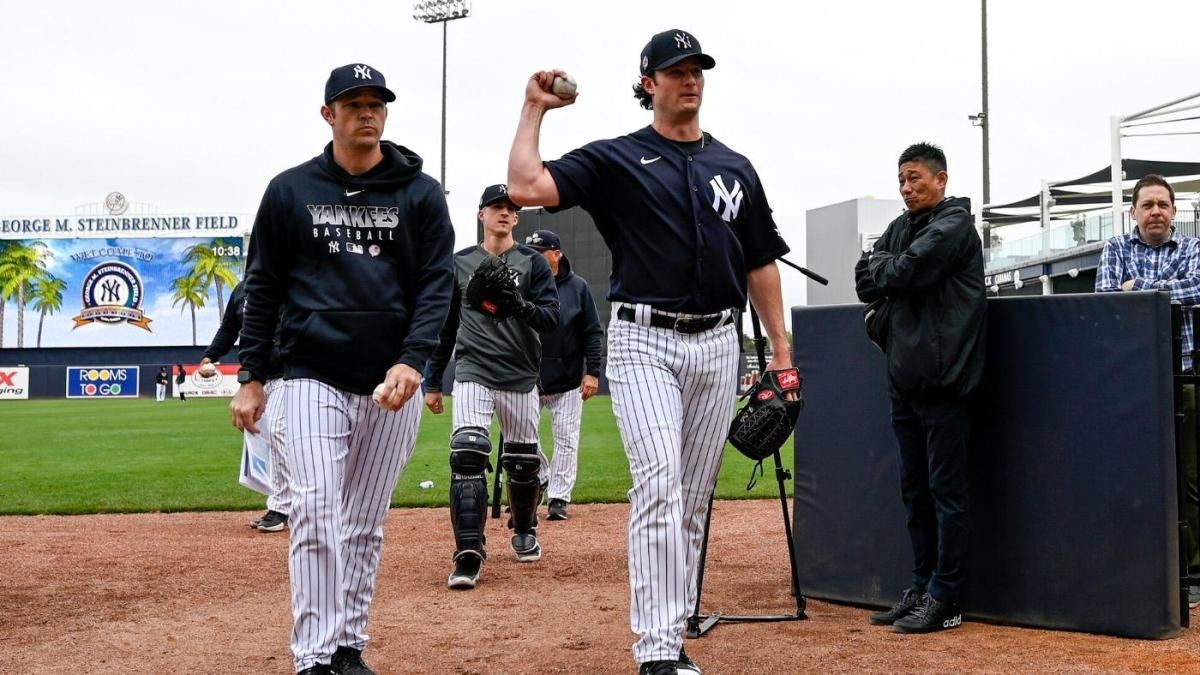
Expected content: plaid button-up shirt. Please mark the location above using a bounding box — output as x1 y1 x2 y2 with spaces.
1096 227 1200 370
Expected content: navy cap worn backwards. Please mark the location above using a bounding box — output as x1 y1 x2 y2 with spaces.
639 29 716 76
479 184 517 209
324 63 397 104
525 230 561 251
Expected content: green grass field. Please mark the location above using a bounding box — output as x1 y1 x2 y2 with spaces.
0 396 793 515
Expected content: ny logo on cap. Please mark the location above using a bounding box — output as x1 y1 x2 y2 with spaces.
354 65 372 80
498 184 508 194
709 175 743 222
527 233 542 245
674 32 692 49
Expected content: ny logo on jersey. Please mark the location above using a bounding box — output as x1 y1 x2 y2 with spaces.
354 65 372 80
329 241 341 254
709 175 743 222
674 32 692 49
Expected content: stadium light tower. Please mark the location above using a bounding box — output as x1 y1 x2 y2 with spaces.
412 0 472 193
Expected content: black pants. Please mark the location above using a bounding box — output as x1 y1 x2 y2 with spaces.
890 396 970 604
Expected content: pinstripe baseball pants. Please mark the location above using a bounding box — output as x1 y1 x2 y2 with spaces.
539 389 584 502
262 378 292 515
607 303 739 664
451 380 540 445
283 378 422 672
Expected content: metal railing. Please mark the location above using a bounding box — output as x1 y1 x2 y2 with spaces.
986 212 1200 273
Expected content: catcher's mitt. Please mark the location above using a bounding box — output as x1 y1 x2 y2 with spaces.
728 368 804 487
464 255 516 317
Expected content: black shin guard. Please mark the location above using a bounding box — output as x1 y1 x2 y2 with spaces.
450 427 491 559
501 442 542 535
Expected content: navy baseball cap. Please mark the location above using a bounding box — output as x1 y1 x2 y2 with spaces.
639 29 716 76
479 184 518 209
324 63 397 104
525 230 561 251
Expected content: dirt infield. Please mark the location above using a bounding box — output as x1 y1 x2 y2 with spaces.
3 500 1199 674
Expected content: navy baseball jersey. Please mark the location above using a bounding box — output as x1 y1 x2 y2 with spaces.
545 125 789 314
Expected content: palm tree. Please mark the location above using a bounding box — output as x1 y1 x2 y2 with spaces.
0 241 50 348
0 241 10 348
30 273 67 348
171 273 209 346
184 243 240 321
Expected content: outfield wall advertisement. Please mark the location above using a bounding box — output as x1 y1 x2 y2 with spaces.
0 366 30 399
0 237 245 349
66 366 139 398
178 363 240 398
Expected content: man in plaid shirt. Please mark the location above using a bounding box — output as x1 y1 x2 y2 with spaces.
1095 173 1199 606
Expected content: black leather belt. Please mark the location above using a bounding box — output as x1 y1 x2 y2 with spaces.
616 306 734 334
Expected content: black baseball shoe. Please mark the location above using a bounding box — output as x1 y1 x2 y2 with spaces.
447 553 483 590
869 587 924 625
893 593 962 633
249 510 270 529
638 660 677 675
677 647 702 674
331 645 376 675
256 510 288 532
511 532 542 562
548 498 569 521
297 664 335 675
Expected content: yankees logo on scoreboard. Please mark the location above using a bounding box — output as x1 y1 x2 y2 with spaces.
71 261 153 331
709 175 743 223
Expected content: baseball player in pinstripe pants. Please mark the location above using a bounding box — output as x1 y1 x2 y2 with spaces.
509 30 795 675
202 279 290 533
524 229 605 521
231 64 455 675
424 184 560 590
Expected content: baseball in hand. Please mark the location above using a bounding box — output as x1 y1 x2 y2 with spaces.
372 383 388 407
551 75 577 98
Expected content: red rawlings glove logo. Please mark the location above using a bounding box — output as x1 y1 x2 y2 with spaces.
776 368 801 391
756 389 775 402
481 300 500 315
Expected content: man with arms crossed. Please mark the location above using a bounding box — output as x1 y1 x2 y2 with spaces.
508 29 793 675
1095 174 1200 606
231 63 454 675
855 143 986 634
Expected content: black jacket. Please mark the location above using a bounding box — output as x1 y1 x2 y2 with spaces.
538 255 604 395
854 197 986 398
202 281 283 379
240 141 455 395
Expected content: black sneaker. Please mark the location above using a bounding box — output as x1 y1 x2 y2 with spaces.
677 647 702 674
331 645 376 675
249 510 270 529
638 661 677 675
447 553 483 590
297 664 334 675
511 532 542 562
868 587 923 625
256 510 288 532
893 593 962 633
548 498 569 521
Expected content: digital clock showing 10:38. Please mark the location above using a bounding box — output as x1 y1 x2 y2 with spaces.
213 244 243 258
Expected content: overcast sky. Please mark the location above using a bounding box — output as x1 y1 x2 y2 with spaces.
3 0 1198 310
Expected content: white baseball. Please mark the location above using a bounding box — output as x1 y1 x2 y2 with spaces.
199 362 217 377
551 75 577 98
372 383 388 407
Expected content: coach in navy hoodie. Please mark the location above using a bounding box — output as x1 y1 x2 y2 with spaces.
526 229 603 520
231 63 454 675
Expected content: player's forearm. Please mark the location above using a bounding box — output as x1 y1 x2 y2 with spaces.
507 102 556 207
747 263 791 358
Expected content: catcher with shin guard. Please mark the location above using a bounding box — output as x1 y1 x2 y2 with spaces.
728 367 804 488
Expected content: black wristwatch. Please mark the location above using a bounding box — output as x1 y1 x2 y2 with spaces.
237 368 262 385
